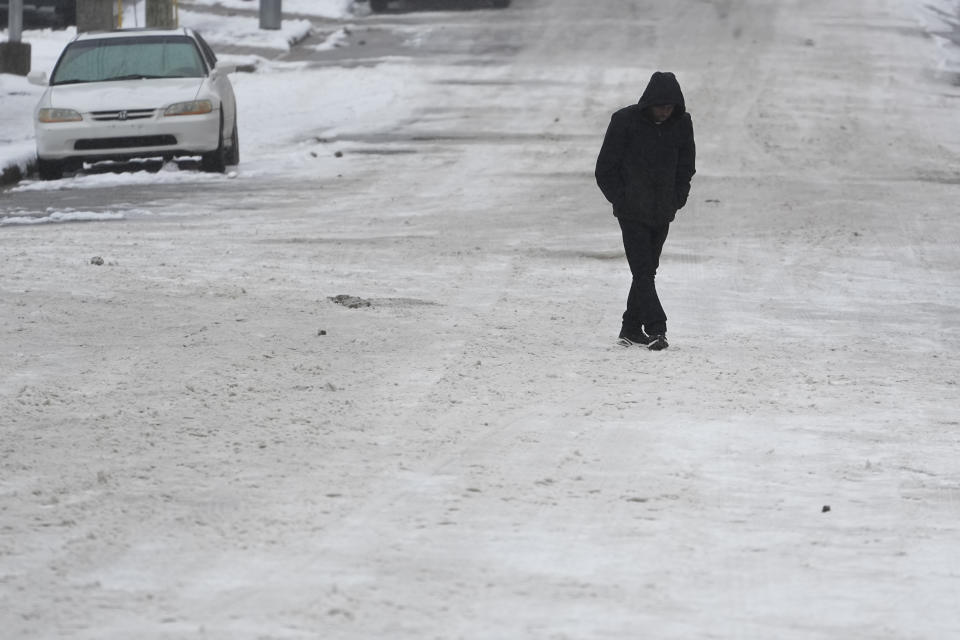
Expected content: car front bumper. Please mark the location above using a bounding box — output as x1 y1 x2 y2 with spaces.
35 108 221 162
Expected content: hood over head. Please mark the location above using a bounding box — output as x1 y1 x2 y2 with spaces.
637 71 686 116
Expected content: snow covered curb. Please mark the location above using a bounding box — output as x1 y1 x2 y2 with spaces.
0 145 35 187
0 85 40 186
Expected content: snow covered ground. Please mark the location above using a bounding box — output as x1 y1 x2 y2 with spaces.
2 0 960 638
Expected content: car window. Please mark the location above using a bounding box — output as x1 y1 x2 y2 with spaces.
192 32 218 68
51 36 206 85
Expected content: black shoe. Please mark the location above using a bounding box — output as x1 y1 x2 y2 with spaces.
617 331 654 347
646 333 669 351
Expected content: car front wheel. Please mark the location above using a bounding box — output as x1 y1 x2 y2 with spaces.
201 114 227 173
227 120 240 166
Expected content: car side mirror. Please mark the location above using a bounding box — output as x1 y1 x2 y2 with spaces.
212 62 236 77
27 71 48 86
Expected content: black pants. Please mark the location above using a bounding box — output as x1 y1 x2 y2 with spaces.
618 217 670 336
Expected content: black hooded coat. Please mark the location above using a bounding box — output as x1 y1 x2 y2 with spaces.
595 72 696 225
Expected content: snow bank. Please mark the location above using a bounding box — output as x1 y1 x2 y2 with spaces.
178 9 313 50
0 208 137 225
186 0 356 19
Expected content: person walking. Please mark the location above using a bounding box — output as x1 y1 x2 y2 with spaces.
595 71 696 350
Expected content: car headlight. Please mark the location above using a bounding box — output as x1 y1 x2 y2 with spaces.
164 100 214 116
38 108 82 123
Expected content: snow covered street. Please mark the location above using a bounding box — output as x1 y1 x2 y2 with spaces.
2 0 960 637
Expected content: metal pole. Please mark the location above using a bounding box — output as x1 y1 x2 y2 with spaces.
0 0 30 76
9 0 23 43
259 0 281 30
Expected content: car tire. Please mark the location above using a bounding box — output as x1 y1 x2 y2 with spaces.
370 0 388 12
227 119 240 166
201 114 227 173
37 158 63 181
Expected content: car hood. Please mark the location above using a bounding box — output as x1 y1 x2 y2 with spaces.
46 78 206 112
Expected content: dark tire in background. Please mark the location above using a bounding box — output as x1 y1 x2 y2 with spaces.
37 158 64 181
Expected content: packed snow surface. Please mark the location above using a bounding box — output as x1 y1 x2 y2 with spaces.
2 0 960 638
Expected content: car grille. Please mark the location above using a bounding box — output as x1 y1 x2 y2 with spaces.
74 135 177 150
90 109 156 122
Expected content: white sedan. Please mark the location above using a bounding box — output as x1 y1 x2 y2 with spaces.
28 28 238 180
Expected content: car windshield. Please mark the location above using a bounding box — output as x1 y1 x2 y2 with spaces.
51 36 205 85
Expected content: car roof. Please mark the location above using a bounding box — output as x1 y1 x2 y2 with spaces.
72 27 194 42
